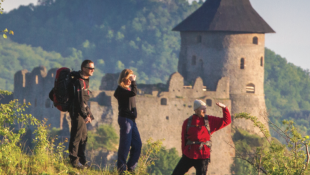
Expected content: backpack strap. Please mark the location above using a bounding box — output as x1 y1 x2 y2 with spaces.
79 78 86 90
204 115 211 135
186 115 193 134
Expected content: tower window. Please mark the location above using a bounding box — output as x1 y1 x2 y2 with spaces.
206 99 212 107
161 98 167 105
45 99 51 108
192 56 196 65
253 37 258 44
197 35 202 43
240 58 245 69
35 75 39 84
260 57 264 67
246 83 255 93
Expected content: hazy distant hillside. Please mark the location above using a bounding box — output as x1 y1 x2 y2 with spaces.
0 0 202 84
0 39 104 91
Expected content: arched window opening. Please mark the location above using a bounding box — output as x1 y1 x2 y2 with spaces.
166 116 169 120
260 57 264 67
253 36 258 44
240 58 245 69
45 99 51 108
246 83 255 93
206 99 212 107
161 98 167 105
192 56 196 65
197 35 202 43
35 75 39 84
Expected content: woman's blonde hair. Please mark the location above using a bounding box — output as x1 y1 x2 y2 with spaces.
118 69 134 88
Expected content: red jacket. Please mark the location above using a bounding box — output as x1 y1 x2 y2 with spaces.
181 107 231 159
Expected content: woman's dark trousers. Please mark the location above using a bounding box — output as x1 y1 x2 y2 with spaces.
69 114 88 165
117 116 142 172
172 155 209 175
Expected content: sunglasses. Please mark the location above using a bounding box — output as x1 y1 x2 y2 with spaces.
85 67 95 70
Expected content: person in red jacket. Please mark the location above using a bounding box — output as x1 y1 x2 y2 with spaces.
172 100 231 175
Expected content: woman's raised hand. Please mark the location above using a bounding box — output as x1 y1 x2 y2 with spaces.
130 74 136 81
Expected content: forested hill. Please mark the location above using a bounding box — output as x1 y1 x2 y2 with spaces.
0 0 202 85
264 48 310 135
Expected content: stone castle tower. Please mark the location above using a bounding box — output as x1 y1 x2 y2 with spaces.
173 0 275 134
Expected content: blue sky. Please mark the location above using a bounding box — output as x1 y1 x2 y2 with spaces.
3 0 310 71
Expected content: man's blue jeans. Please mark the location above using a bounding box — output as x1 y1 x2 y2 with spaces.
117 116 142 172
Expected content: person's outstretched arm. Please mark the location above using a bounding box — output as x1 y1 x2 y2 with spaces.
209 103 231 133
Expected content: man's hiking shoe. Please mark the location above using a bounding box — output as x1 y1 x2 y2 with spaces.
82 163 90 169
72 162 86 169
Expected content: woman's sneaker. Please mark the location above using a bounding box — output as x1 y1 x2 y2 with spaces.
72 162 86 169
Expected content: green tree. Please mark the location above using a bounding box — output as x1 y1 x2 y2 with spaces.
232 113 310 175
148 147 180 175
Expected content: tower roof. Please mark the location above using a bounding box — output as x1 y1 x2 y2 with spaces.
173 0 275 33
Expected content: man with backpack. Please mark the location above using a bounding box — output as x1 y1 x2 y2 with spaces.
49 60 95 169
66 60 95 169
172 100 231 175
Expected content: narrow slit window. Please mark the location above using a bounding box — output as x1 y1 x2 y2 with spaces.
240 58 245 69
246 83 255 93
199 59 203 68
45 99 51 108
192 56 196 65
161 98 167 105
253 37 258 44
260 57 264 67
197 35 202 43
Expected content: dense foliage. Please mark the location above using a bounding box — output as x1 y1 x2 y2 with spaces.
233 113 310 175
87 124 119 151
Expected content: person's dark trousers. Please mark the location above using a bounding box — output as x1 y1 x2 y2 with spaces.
172 154 209 175
117 116 142 172
69 114 88 165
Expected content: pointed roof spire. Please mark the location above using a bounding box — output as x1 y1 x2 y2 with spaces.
173 0 275 33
